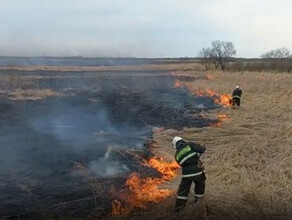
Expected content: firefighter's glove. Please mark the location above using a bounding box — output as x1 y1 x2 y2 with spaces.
197 160 204 169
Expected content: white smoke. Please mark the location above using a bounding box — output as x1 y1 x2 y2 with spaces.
194 103 207 109
89 146 130 178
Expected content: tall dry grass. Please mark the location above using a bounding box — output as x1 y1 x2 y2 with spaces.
123 71 292 220
0 74 62 100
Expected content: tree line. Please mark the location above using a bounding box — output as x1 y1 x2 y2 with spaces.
197 41 292 72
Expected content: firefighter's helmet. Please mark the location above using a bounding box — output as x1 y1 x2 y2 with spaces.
173 136 183 149
236 85 240 89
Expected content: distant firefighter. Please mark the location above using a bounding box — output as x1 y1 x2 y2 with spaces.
232 85 243 107
173 136 206 212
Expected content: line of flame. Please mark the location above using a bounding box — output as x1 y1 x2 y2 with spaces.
173 80 232 107
111 158 179 216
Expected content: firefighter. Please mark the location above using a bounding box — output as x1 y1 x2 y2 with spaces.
173 136 206 212
232 85 243 107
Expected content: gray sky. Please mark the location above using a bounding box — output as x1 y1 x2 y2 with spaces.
0 0 291 58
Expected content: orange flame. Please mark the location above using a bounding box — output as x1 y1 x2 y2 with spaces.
112 200 126 216
206 89 232 107
173 80 196 93
214 94 232 106
111 158 179 216
205 74 213 80
206 89 217 97
195 89 204 96
218 114 228 120
144 158 180 180
125 172 173 206
174 79 184 88
173 80 232 107
211 114 228 127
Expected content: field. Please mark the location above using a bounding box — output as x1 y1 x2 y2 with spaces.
0 59 291 219
139 71 292 219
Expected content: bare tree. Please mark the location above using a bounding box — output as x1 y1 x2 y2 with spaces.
261 47 290 70
197 41 236 71
197 47 212 70
211 41 236 70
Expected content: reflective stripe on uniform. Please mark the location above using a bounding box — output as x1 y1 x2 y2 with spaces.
179 152 198 165
182 171 203 178
232 95 241 99
176 145 192 161
195 194 204 198
177 196 188 200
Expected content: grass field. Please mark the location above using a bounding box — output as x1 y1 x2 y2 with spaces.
134 71 292 220
1 63 291 219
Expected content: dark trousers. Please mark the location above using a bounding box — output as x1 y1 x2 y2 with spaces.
232 97 241 106
175 173 205 211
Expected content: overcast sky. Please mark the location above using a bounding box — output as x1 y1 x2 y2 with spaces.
0 0 291 58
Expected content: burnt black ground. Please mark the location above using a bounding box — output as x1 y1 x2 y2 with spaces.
0 71 220 218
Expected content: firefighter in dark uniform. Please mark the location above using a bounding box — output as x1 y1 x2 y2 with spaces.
232 85 243 107
173 136 206 212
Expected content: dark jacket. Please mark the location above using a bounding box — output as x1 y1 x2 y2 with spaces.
175 141 205 176
232 88 243 98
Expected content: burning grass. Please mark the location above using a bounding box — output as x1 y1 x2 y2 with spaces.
173 79 232 107
111 157 179 216
1 67 291 219
211 114 228 127
144 158 179 180
72 150 180 218
104 71 292 220
139 71 292 219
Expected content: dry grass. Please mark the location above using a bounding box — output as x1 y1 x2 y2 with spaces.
0 74 37 91
0 74 63 100
120 71 292 219
0 62 203 72
9 89 62 100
